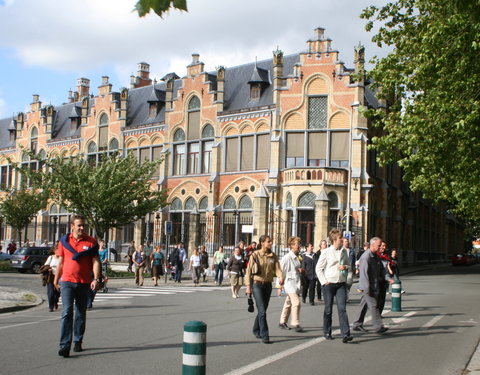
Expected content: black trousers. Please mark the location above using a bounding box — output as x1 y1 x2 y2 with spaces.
378 281 388 314
302 278 317 302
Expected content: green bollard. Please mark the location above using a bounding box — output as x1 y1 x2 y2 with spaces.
183 321 207 375
391 278 402 312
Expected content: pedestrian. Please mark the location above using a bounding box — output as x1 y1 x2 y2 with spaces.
144 241 153 275
301 243 318 305
356 242 369 274
7 240 16 255
189 247 202 286
53 214 101 357
172 242 186 283
245 234 283 344
151 245 165 286
388 249 405 293
314 239 328 301
125 240 135 272
133 244 146 287
352 237 393 334
316 229 352 343
279 236 305 332
24 238 31 247
199 245 209 282
40 245 61 312
343 238 356 302
227 246 246 298
377 241 392 314
41 239 49 247
212 245 226 285
244 241 257 266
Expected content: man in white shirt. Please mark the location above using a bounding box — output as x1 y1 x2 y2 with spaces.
316 229 352 343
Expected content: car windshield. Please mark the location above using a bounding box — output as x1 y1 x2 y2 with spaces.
14 248 30 255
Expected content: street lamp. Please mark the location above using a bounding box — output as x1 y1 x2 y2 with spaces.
345 101 360 238
233 209 239 246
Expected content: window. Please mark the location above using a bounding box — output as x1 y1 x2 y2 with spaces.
174 144 186 175
240 136 254 171
149 103 158 118
0 165 9 189
250 84 261 100
308 132 326 166
30 127 38 154
187 96 200 140
223 196 236 210
328 192 340 228
152 146 163 178
139 148 150 164
286 133 304 167
225 138 239 172
109 138 119 152
173 129 186 142
98 113 109 152
308 96 328 129
256 134 270 170
330 132 349 167
187 143 200 174
87 141 98 165
202 141 213 173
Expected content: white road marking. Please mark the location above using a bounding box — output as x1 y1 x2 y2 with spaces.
391 311 417 324
0 316 58 330
421 314 445 329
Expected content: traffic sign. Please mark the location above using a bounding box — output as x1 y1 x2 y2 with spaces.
165 221 172 235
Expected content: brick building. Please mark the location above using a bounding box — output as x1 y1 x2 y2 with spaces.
0 28 464 263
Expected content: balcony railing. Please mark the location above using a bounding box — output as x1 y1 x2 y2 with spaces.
282 167 347 184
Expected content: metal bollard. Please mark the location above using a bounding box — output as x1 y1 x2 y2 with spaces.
182 321 207 375
391 279 402 312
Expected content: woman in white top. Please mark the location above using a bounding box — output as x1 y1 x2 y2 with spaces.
278 236 305 332
316 228 352 343
41 246 61 312
189 248 201 285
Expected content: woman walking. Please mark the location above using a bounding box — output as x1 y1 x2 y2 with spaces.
151 245 165 286
316 229 352 343
227 246 246 298
212 245 226 285
189 247 202 285
245 235 283 344
133 245 146 287
41 245 61 312
279 237 305 332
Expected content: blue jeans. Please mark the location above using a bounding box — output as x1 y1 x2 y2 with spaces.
59 281 90 349
47 282 60 309
174 264 183 282
322 282 350 338
252 282 272 340
214 264 224 284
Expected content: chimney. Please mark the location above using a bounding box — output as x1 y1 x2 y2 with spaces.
133 62 152 88
68 90 74 103
314 27 325 40
216 66 225 112
187 53 204 76
99 75 112 95
77 78 90 98
30 94 41 112
165 78 174 111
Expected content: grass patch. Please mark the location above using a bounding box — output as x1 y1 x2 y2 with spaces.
22 293 36 302
0 260 15 273
106 268 132 278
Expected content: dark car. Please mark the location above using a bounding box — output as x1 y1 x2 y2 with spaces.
0 253 11 261
10 247 51 273
451 253 476 266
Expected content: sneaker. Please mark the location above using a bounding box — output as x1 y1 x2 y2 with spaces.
324 334 334 340
58 347 70 357
342 335 353 343
278 323 291 330
374 327 389 334
292 325 305 333
262 338 271 344
353 326 368 332
73 342 83 352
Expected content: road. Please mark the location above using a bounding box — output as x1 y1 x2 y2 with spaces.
0 265 479 375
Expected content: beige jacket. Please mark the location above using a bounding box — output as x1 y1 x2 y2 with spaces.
245 249 283 286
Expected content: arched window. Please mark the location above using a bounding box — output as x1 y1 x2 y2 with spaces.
298 191 316 208
87 141 98 165
201 124 214 174
199 196 208 211
202 124 214 138
98 113 108 151
109 138 119 151
184 197 196 211
285 192 292 208
188 96 200 110
187 96 200 140
30 126 38 153
170 198 182 211
239 195 252 209
50 205 58 214
223 196 236 210
173 128 186 141
87 141 97 153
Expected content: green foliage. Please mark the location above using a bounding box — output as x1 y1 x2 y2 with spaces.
135 0 188 18
11 151 168 239
0 188 48 243
361 0 480 224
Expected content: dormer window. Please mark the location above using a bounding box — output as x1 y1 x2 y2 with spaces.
250 84 261 100
248 64 270 101
149 102 158 118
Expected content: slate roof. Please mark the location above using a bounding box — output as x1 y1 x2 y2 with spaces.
0 117 14 149
52 101 82 139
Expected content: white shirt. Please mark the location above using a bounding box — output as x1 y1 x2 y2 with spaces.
44 255 60 275
316 245 349 285
190 254 201 267
280 250 302 294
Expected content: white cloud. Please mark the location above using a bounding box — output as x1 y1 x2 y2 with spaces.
0 0 390 95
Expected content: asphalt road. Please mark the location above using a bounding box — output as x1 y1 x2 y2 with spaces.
0 265 479 375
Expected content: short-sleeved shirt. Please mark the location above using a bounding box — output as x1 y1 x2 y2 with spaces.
99 248 108 263
152 251 164 266
58 234 98 284
190 254 201 267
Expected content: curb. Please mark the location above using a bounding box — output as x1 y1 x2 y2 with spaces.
0 292 43 314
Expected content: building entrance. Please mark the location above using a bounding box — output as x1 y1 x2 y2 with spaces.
298 210 315 246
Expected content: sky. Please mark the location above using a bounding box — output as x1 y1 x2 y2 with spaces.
0 0 390 119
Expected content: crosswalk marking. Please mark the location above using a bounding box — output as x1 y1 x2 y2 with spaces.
391 311 417 324
421 314 445 329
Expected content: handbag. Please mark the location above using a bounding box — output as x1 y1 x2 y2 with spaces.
251 253 260 276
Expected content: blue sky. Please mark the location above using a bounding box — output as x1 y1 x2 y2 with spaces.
0 0 389 119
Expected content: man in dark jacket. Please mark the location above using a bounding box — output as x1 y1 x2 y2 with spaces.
301 243 318 305
352 237 392 334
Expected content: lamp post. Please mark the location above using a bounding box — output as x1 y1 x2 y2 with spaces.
233 209 239 246
52 216 58 244
346 101 360 239
145 212 151 244
155 212 161 246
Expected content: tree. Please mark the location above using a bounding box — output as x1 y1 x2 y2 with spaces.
12 152 168 240
0 189 48 245
361 0 480 223
135 0 187 18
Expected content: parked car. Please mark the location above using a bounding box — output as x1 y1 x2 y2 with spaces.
10 247 50 273
0 253 11 261
451 253 476 266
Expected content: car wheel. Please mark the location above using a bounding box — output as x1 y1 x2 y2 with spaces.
31 263 42 274
17 269 27 273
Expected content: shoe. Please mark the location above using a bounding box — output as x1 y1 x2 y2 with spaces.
342 335 353 343
375 327 389 334
73 342 83 352
302 299 306 303
353 326 368 332
310 301 315 306
254 333 261 339
292 326 305 333
54 303 58 310
49 308 54 312
262 338 271 344
278 323 291 330
324 334 333 340
401 290 406 294
58 347 70 357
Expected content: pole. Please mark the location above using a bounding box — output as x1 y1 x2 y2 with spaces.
346 102 359 236
165 234 170 284
182 321 207 375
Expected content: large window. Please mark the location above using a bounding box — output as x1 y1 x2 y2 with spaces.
285 130 349 168
308 96 328 129
98 113 109 151
225 133 270 172
30 127 38 154
174 144 186 175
